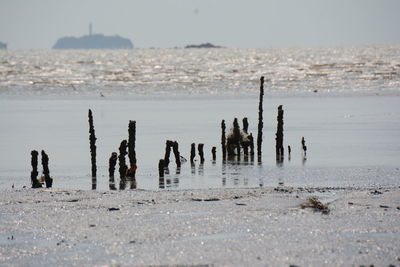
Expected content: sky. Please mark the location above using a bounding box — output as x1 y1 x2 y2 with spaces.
0 0 400 49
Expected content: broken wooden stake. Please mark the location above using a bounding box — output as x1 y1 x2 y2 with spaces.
88 109 97 179
118 140 128 179
198 143 205 164
257 76 264 158
275 105 284 161
211 146 216 161
41 150 52 188
221 120 226 160
164 140 174 168
127 120 137 179
109 152 118 190
190 143 196 163
172 141 181 167
30 150 41 188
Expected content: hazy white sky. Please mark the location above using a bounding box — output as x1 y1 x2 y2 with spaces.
1 0 400 49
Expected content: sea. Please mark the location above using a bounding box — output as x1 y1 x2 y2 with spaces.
0 46 399 190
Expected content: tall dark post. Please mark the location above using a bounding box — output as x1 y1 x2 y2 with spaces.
88 109 97 179
30 150 41 188
301 137 307 156
172 141 181 167
198 143 205 164
109 152 118 190
190 143 196 163
158 159 165 178
221 120 226 160
249 133 255 156
127 120 137 179
41 150 52 188
242 117 249 133
211 147 216 161
233 118 241 157
257 76 264 158
275 105 284 161
118 140 128 179
288 145 292 160
164 140 173 167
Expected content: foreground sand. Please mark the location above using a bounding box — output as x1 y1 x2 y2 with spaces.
1 186 399 266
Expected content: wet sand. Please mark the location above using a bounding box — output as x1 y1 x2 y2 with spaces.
1 186 399 266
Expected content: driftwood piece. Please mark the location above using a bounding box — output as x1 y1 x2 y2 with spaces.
198 143 205 164
30 150 41 188
41 150 53 188
275 105 284 161
88 109 97 179
127 120 137 179
257 76 264 157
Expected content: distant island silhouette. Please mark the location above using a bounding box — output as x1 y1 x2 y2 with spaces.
185 43 223 49
53 24 133 49
0 41 7 50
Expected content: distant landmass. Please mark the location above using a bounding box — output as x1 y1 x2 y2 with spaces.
52 34 133 49
0 41 7 50
185 43 223 49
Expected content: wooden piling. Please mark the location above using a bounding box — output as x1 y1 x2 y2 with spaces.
233 118 241 157
172 141 181 167
301 137 307 156
88 109 97 179
198 143 205 164
257 76 264 157
164 140 174 168
211 147 216 161
118 140 128 179
158 159 165 178
190 143 196 163
30 150 41 188
109 152 118 190
288 145 292 160
41 150 52 188
275 105 284 161
221 120 226 160
127 120 137 179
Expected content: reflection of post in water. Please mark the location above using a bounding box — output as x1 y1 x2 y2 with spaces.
221 161 227 187
191 162 196 175
158 159 165 189
198 163 204 176
109 152 118 190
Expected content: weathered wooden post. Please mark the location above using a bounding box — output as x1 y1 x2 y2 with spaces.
301 137 307 156
211 147 216 162
275 105 284 161
221 120 226 160
164 140 174 168
127 120 137 179
109 152 118 190
41 150 52 188
257 76 264 159
242 117 249 156
190 143 196 163
88 109 97 180
233 118 241 157
118 140 128 190
288 145 292 160
198 143 205 164
172 141 181 168
30 150 41 188
242 117 249 133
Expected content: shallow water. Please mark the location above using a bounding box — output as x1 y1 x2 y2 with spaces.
0 95 399 190
1 46 400 97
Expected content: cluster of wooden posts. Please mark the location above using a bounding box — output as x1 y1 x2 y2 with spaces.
29 76 308 189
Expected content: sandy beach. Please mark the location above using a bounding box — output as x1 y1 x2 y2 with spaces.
1 186 399 266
